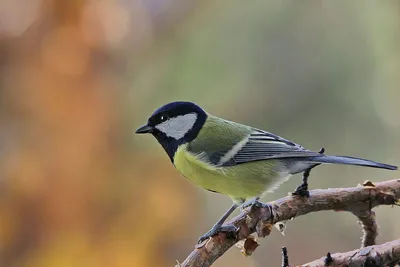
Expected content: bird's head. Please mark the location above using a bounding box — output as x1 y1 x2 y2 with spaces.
135 101 207 161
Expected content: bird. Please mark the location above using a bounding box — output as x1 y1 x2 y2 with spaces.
135 101 397 244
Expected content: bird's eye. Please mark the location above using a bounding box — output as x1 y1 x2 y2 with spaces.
160 114 169 122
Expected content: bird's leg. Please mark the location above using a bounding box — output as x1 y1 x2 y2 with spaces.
292 147 325 197
292 168 311 197
197 203 239 244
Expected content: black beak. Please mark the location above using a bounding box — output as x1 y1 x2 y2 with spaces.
135 125 154 134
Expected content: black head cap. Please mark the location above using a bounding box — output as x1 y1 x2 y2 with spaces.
135 101 207 161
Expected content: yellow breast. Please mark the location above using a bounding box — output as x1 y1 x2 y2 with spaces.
173 144 269 200
173 144 226 188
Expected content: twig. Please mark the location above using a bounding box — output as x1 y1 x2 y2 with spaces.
353 209 378 247
324 252 333 265
282 247 289 267
180 179 400 267
301 238 400 267
350 180 380 247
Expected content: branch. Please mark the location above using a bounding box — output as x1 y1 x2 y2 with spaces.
302 238 400 267
180 179 400 267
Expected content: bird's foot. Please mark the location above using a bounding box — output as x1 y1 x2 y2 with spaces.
240 197 269 211
197 224 238 244
292 166 313 197
240 197 274 223
292 182 310 197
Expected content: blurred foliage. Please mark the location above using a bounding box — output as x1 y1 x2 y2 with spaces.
0 0 399 266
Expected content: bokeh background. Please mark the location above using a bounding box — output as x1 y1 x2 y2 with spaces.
0 1 399 266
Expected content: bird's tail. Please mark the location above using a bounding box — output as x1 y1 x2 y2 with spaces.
307 155 397 170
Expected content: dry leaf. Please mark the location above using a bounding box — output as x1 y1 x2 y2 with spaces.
240 237 259 257
275 221 287 236
256 220 272 238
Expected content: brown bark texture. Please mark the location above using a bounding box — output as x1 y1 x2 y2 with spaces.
180 179 400 267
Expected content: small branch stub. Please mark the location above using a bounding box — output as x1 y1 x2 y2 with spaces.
282 247 289 267
324 252 333 265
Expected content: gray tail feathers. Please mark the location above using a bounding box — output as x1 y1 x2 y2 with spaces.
308 155 397 170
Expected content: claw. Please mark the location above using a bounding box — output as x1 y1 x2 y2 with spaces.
240 197 268 211
240 197 274 224
292 167 312 197
197 224 238 244
292 183 310 197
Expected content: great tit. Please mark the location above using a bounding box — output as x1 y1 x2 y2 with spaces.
135 101 397 244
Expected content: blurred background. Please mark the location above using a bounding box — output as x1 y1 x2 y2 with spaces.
0 0 399 266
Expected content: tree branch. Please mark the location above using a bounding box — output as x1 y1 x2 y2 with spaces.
180 179 400 267
302 238 400 267
354 209 378 247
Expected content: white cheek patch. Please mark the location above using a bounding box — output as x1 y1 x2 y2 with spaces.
155 113 197 140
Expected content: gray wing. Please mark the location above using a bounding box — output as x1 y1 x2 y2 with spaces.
219 128 321 167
